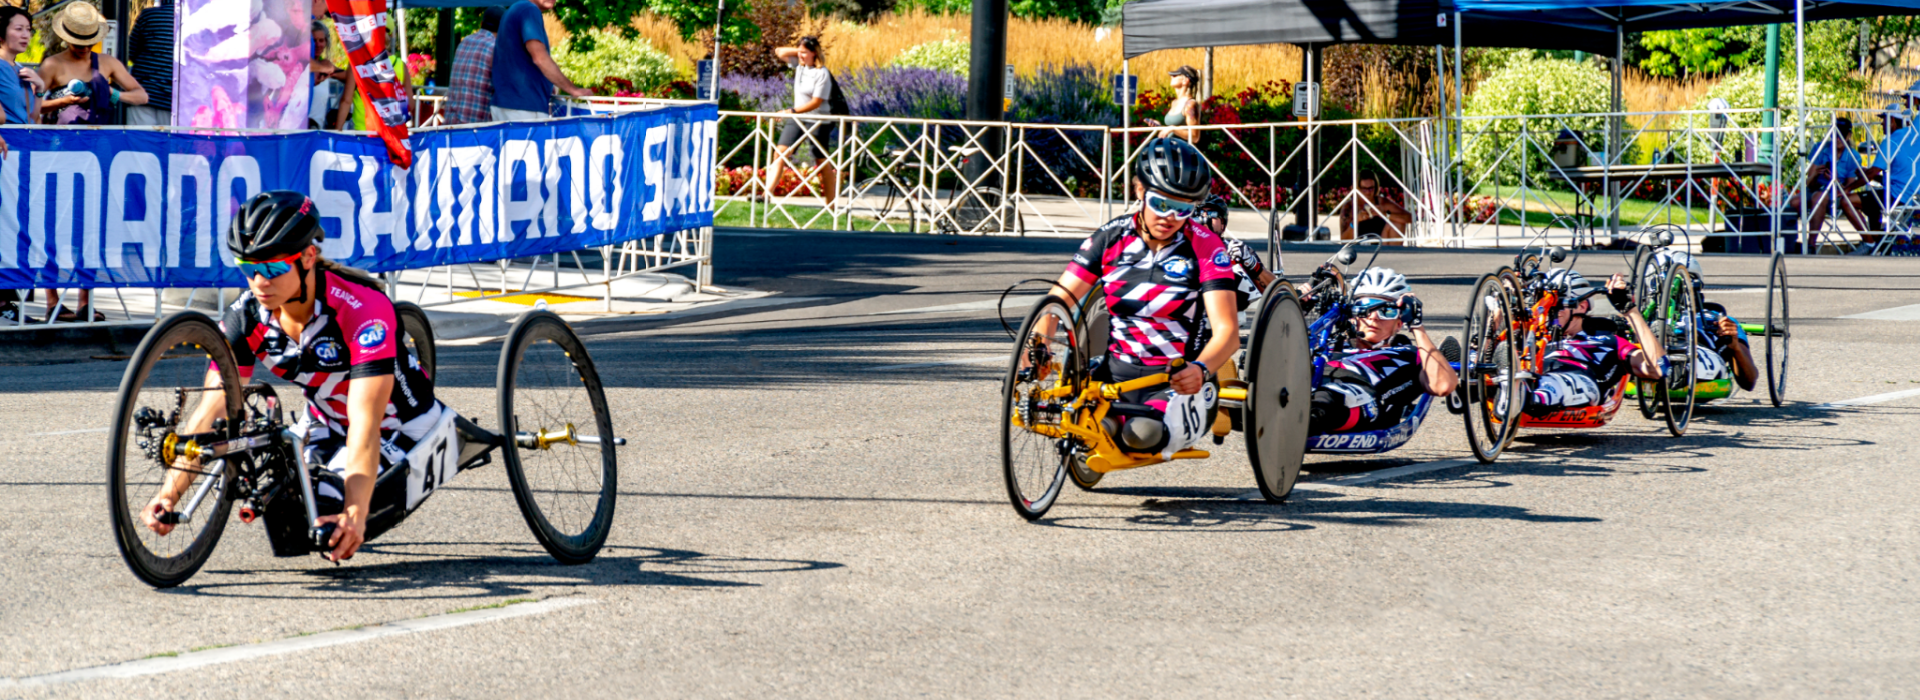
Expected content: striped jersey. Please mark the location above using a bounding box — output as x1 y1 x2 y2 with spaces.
220 270 435 437
1067 214 1236 366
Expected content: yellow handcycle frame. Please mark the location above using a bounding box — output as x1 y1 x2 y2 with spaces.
1014 358 1250 474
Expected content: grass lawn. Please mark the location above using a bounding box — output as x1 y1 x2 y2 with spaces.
714 200 914 232
1472 183 1725 228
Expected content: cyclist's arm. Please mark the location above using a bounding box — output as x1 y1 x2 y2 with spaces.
319 373 391 562
1171 289 1238 395
147 369 229 516
1718 317 1759 391
1622 310 1665 380
1410 326 1458 396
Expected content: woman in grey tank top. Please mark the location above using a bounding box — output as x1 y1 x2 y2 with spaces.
1144 64 1201 143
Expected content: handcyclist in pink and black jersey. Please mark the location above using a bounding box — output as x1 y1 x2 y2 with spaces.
1039 138 1241 453
140 191 442 563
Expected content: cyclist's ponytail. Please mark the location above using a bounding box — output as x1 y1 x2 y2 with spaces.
315 257 386 293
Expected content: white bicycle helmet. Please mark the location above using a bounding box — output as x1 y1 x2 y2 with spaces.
1546 268 1599 305
1351 267 1412 300
1652 249 1702 278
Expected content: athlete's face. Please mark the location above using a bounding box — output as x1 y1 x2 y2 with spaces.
1352 297 1402 344
1136 182 1194 240
1556 298 1591 327
246 246 319 312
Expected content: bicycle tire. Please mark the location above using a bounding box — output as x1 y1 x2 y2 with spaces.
1244 282 1311 502
1656 265 1699 437
1765 252 1790 407
1462 274 1518 464
498 310 618 564
394 301 437 380
1068 293 1108 491
107 312 243 588
1002 295 1078 520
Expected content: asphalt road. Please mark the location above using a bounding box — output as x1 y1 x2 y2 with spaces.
3 230 1918 698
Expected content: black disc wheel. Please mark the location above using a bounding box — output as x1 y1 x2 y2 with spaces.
498 310 619 564
1654 265 1700 437
1461 274 1519 464
1765 251 1790 407
1002 295 1081 520
1243 283 1312 502
394 301 436 380
107 312 243 588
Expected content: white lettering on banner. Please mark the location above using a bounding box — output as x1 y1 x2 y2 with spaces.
0 155 19 269
30 152 102 269
107 152 164 269
437 146 497 246
543 136 586 237
310 151 359 259
216 156 261 268
686 121 712 216
356 156 407 257
642 125 667 222
498 139 542 242
166 154 212 268
410 149 435 251
589 135 622 231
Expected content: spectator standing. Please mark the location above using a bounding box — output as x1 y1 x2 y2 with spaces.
124 0 173 127
768 36 840 203
443 6 503 125
0 5 33 324
1142 65 1202 143
39 3 148 126
491 0 589 122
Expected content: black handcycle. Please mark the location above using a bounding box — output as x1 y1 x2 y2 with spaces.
106 304 623 588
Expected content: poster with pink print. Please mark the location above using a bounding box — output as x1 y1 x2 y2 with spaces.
174 0 311 129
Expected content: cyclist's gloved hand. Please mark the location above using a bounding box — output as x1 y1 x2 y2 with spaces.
1399 295 1423 328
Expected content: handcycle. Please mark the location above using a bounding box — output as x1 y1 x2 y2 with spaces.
1620 226 1790 422
105 304 624 588
998 239 1457 520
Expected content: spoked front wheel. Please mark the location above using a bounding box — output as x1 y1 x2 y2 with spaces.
498 310 619 564
1002 295 1080 520
1655 265 1699 437
1765 251 1790 407
1461 275 1519 463
107 312 244 588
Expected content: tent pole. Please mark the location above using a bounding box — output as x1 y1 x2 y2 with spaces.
712 0 725 102
1453 13 1463 247
1610 24 1623 245
1122 58 1131 130
1204 47 1213 101
1794 0 1806 255
1306 43 1317 240
396 0 408 96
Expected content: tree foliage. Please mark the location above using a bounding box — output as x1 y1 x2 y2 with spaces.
550 0 760 48
1637 27 1763 79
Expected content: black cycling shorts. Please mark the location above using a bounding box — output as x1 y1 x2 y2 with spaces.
777 118 840 159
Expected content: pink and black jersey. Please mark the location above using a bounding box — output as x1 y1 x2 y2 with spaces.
1542 332 1638 390
1068 214 1237 366
220 270 436 439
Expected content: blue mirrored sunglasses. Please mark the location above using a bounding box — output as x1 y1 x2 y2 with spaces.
1352 298 1402 319
237 260 294 281
1144 192 1197 220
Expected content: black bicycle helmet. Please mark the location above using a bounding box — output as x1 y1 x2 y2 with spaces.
1135 137 1211 199
1198 194 1230 227
228 190 324 262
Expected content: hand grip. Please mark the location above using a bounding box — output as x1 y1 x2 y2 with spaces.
310 522 337 553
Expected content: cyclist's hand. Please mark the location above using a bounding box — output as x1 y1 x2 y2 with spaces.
317 509 367 562
141 496 176 536
1715 317 1740 337
1169 364 1205 395
1606 273 1629 293
1399 294 1424 328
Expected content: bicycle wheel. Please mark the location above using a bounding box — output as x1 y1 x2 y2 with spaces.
394 301 436 380
1244 283 1311 502
107 312 243 588
498 310 618 564
1461 274 1518 464
1655 265 1699 437
1067 293 1108 491
1765 251 1790 407
1002 295 1079 520
1627 244 1657 311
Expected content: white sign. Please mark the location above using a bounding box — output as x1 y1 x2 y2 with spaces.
1293 82 1320 119
1004 64 1015 100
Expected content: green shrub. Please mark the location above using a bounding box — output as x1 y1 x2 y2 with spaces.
890 34 970 77
1666 68 1845 168
551 28 680 94
1463 56 1616 187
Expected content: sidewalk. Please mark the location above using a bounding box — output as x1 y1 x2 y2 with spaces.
394 269 770 343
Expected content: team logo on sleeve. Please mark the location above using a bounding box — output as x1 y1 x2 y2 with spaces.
1212 250 1230 267
1161 257 1192 281
356 320 389 349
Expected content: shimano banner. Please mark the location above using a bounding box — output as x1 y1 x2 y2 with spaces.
0 104 716 289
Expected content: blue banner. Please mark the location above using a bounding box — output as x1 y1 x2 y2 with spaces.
0 104 717 288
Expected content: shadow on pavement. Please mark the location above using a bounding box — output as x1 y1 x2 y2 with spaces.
171 543 843 600
1036 488 1599 533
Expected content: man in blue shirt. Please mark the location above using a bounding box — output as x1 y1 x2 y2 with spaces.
1865 107 1920 247
1805 117 1871 233
490 0 589 121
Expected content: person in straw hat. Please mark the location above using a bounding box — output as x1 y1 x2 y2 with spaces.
37 1 146 126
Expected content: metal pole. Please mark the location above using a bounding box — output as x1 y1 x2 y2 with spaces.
396 0 409 93
1610 25 1623 245
711 0 725 102
965 0 1009 190
1203 47 1214 101
1122 59 1131 131
1762 24 1780 161
1795 0 1806 255
1305 43 1317 240
1453 14 1463 247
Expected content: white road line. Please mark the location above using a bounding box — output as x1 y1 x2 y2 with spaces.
871 299 1007 316
1 597 595 689
1816 387 1920 408
1235 458 1479 499
1703 287 1793 294
869 355 1005 371
25 427 107 437
1841 303 1920 321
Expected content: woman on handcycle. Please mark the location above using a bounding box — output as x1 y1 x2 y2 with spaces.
1302 268 1457 434
1041 137 1240 452
140 190 440 563
1504 270 1665 417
